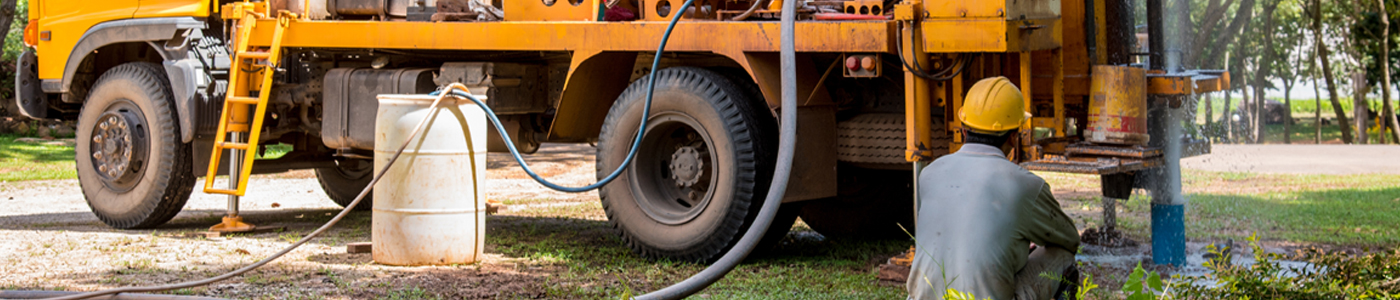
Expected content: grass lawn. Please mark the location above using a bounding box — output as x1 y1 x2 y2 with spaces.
1256 118 1390 144
1197 97 1358 120
1041 170 1400 247
0 134 76 182
0 136 295 182
1196 96 1396 144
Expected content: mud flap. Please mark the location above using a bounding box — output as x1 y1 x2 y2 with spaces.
164 58 201 143
15 49 46 119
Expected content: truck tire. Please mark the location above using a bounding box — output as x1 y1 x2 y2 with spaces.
799 166 916 239
597 67 779 262
315 159 374 210
76 62 195 229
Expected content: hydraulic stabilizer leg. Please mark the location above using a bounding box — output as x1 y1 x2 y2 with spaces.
211 132 256 233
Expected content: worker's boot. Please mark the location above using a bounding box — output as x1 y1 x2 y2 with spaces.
1051 266 1080 300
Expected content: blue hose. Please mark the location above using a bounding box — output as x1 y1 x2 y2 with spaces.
431 0 696 193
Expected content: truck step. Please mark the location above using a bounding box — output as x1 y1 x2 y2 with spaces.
237 51 272 60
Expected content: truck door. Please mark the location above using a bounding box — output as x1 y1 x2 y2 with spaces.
134 0 211 18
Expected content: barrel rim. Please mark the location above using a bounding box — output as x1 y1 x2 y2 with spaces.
376 93 489 105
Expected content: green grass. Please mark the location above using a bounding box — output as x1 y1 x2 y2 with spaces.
0 134 76 181
484 205 911 299
257 143 293 160
1215 114 1393 144
1255 118 1391 144
1045 170 1400 246
1284 98 1358 115
1182 172 1400 246
0 134 295 182
1197 97 1357 117
1195 96 1396 144
1197 97 1360 123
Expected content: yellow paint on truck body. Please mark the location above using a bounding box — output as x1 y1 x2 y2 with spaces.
33 0 209 80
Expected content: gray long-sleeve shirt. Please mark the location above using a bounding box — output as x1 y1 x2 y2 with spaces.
906 144 1080 300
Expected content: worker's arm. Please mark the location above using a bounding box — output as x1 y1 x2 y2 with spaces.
1020 182 1081 251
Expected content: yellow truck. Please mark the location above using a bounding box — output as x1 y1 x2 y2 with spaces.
17 0 1224 263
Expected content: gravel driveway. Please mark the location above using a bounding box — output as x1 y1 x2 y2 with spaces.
0 143 602 298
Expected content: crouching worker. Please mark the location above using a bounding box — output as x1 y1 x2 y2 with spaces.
907 77 1081 300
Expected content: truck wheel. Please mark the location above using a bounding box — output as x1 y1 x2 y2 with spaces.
76 62 195 229
316 159 374 210
799 166 916 239
597 67 779 262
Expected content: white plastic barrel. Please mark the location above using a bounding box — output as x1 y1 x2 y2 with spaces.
372 94 487 266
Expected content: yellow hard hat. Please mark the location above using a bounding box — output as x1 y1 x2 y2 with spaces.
959 77 1030 134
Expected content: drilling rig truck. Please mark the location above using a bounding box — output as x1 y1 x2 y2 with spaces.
16 0 1224 262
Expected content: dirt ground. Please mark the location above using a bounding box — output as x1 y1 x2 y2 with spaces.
0 143 1386 299
0 144 605 299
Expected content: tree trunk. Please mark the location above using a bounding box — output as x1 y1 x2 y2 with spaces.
1354 72 1370 144
0 0 16 116
1380 0 1400 144
1313 0 1354 143
1225 88 1235 142
1254 86 1264 143
1313 61 1323 144
1252 2 1279 144
1283 80 1293 144
1205 93 1214 128
0 0 16 42
1202 0 1259 68
1186 0 1235 67
1242 79 1252 142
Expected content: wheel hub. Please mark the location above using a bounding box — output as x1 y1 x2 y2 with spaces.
670 146 704 188
630 114 717 225
90 109 147 189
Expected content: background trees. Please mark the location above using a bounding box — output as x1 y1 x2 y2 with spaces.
1189 0 1400 144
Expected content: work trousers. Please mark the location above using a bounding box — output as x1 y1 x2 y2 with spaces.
1013 246 1077 300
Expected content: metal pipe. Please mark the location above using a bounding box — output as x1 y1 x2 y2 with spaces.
730 0 769 21
901 21 932 161
1164 0 1187 71
1102 197 1118 232
227 132 242 218
1019 52 1033 156
1146 0 1163 70
1053 48 1065 137
1147 0 1189 266
1146 96 1186 266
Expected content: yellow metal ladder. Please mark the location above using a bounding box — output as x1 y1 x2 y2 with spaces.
204 5 292 232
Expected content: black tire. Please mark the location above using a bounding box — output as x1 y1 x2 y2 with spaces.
316 159 374 210
76 62 195 229
799 166 916 239
711 67 800 255
598 67 779 262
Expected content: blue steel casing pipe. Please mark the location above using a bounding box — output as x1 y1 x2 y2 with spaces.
1143 94 1187 266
